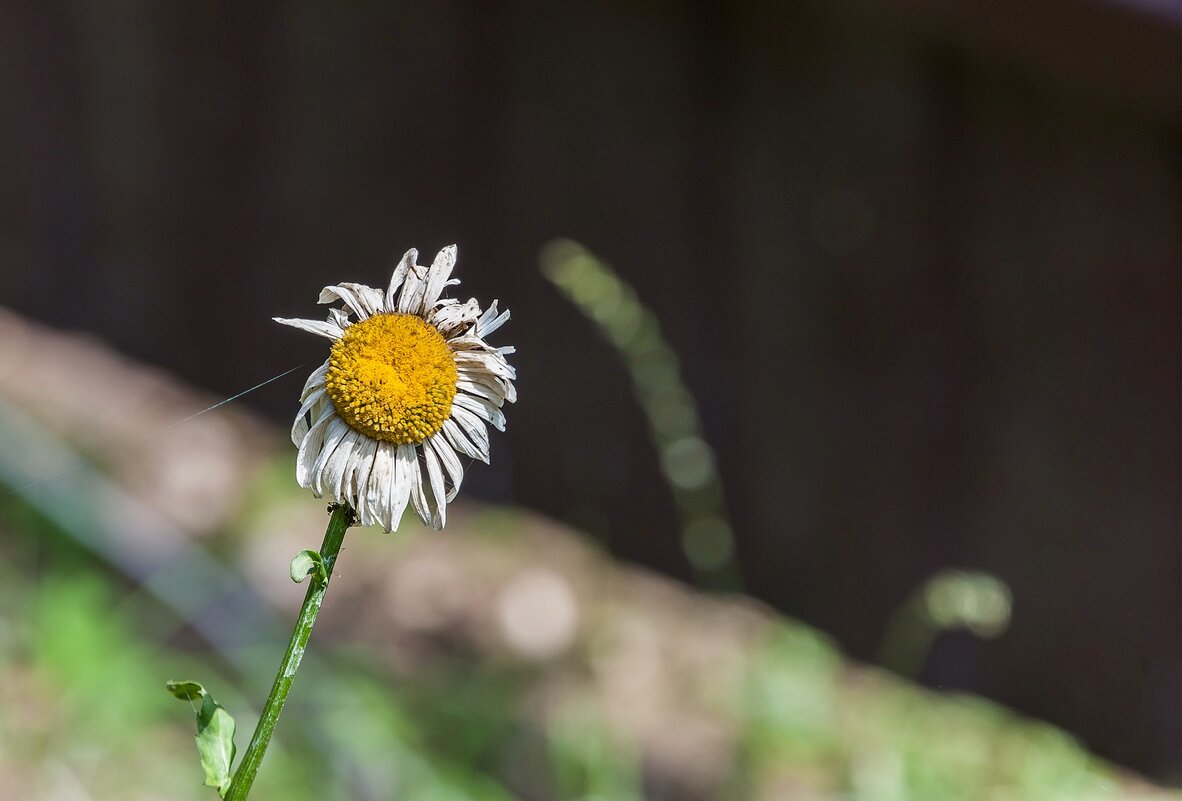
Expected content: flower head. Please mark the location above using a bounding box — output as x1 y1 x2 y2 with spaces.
276 245 515 531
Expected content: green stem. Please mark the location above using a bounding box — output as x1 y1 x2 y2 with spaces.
225 503 353 801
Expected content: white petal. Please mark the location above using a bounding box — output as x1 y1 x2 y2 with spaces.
453 351 516 381
354 284 386 315
274 317 344 340
291 387 328 445
296 409 337 489
355 284 386 315
430 298 482 336
475 301 510 338
449 406 491 461
324 429 360 504
426 433 464 501
310 417 350 497
456 379 504 404
422 244 458 312
432 278 461 305
447 335 496 352
350 437 379 525
386 249 417 309
453 392 506 431
402 445 431 528
366 442 395 529
316 285 364 318
301 360 330 400
318 283 383 320
458 375 514 407
422 441 447 529
386 443 416 531
442 417 488 463
365 442 390 528
457 364 512 385
397 254 429 314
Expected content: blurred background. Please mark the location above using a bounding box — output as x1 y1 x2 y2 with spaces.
2 0 1181 799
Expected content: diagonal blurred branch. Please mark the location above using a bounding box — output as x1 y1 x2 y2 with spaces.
541 239 742 591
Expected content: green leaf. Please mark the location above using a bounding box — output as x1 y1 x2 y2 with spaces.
197 694 237 797
166 680 237 798
290 548 326 584
165 680 206 701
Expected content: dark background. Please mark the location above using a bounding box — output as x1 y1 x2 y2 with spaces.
3 0 1181 779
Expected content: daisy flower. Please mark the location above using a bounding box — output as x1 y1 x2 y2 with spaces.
275 245 515 531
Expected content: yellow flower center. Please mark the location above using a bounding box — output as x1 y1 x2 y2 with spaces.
325 313 458 444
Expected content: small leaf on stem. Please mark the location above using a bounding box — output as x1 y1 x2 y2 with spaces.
166 680 207 701
166 680 238 798
290 548 327 584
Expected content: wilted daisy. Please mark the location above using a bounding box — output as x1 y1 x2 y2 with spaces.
275 245 515 531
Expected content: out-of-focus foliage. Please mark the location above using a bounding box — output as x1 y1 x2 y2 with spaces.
878 569 1014 678
541 240 738 588
0 480 1172 801
0 498 522 801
